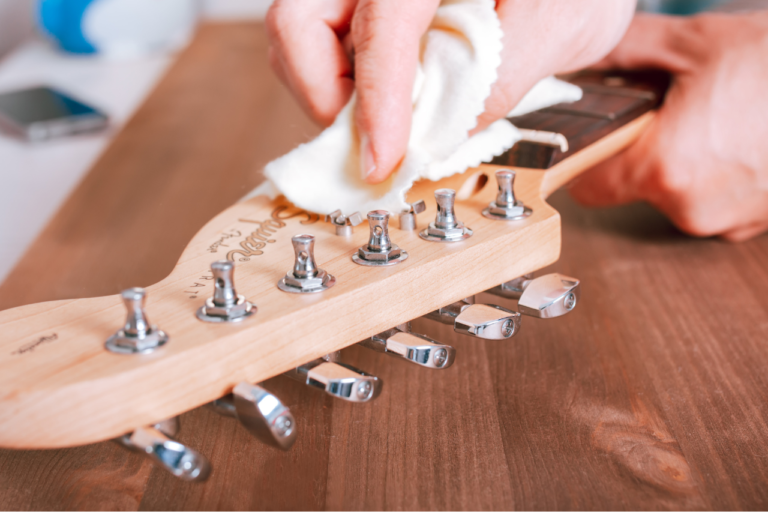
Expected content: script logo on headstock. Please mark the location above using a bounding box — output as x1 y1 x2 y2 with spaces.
226 205 319 262
11 333 58 356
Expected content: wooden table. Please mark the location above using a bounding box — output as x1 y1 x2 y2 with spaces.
1 23 767 510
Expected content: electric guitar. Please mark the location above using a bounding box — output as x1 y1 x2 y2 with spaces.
0 70 669 482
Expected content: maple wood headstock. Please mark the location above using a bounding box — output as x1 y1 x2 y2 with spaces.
0 70 669 481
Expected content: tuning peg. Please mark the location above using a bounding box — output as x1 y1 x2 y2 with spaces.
398 200 426 231
360 323 455 369
196 260 256 323
285 355 382 402
326 209 364 236
482 170 532 220
278 234 336 293
488 273 580 318
116 418 211 481
419 189 472 242
352 210 409 266
105 288 169 354
425 297 520 340
207 383 297 450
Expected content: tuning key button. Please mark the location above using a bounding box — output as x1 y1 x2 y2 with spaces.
286 359 382 402
278 234 336 293
482 170 532 221
398 199 427 231
326 209 364 236
116 420 211 481
353 211 409 267
426 299 521 340
206 385 297 450
419 189 473 242
361 326 456 369
106 288 169 354
233 383 297 450
196 260 256 323
488 273 580 318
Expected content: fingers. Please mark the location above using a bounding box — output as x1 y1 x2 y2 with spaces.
351 0 440 183
266 0 356 126
592 13 693 73
569 118 660 207
721 222 768 242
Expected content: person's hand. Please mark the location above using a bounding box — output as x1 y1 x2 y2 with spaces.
570 12 768 242
266 0 635 183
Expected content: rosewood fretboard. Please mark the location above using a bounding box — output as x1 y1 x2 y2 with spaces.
493 70 671 169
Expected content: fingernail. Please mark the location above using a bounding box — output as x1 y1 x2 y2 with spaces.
360 133 377 182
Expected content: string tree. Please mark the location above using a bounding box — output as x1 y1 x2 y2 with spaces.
325 210 363 236
398 199 426 231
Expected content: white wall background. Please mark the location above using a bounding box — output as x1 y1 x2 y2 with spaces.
0 0 273 59
0 0 34 58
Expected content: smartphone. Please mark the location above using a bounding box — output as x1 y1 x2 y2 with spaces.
0 86 109 142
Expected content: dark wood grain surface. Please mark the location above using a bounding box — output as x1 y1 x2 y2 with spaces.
1 22 767 511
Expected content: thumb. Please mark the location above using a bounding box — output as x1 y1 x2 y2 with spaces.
592 13 693 74
569 115 661 207
351 0 440 184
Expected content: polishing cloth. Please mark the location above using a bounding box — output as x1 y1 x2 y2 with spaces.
246 0 582 215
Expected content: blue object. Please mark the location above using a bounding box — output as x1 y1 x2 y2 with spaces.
38 0 98 54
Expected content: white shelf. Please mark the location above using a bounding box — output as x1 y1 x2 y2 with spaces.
0 38 173 284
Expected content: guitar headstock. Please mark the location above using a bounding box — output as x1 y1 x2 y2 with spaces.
0 70 669 481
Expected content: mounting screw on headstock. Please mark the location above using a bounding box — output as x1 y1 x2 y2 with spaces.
278 234 336 293
352 210 409 267
419 189 473 242
325 209 363 236
487 273 581 319
398 199 426 231
482 170 533 221
105 287 169 354
196 260 256 323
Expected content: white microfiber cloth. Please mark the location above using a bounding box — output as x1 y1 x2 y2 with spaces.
246 0 582 215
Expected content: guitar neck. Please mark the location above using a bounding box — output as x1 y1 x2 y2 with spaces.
0 69 669 451
491 70 671 197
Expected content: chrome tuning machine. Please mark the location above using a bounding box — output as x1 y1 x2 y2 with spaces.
419 188 472 242
398 200 426 231
116 417 211 482
106 287 169 354
208 383 297 450
286 352 382 402
482 169 532 220
488 273 580 318
352 210 408 266
425 297 520 340
278 234 335 293
196 260 256 323
326 209 363 236
360 323 455 369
